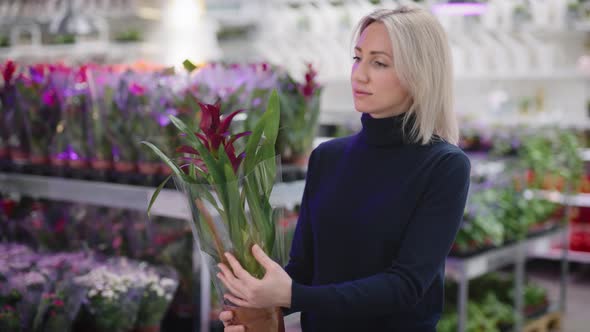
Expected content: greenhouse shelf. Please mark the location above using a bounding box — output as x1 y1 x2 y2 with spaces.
525 189 590 208
0 173 306 218
529 246 590 264
445 228 566 332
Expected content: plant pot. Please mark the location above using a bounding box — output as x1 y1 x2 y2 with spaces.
10 149 29 164
28 154 51 175
90 159 113 181
0 147 8 159
223 306 284 332
114 161 136 173
160 164 173 176
91 159 113 171
69 158 91 179
138 162 161 175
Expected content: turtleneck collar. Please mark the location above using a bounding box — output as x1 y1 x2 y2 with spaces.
359 112 416 147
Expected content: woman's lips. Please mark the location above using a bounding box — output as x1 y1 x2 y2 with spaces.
353 89 372 97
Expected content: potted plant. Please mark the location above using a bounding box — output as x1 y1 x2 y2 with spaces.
1 60 30 170
0 290 22 332
276 64 322 166
144 90 286 331
74 266 142 332
134 268 178 332
14 64 60 174
86 67 118 180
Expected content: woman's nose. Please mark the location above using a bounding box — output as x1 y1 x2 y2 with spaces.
352 62 369 84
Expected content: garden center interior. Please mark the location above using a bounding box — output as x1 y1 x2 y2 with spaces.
1 1 590 331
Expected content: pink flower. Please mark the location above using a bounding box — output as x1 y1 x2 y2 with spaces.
53 299 64 307
112 236 123 249
42 89 58 107
129 82 145 96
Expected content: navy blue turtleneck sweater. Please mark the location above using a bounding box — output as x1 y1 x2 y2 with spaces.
283 113 471 332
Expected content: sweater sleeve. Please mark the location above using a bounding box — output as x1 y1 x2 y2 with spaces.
289 152 471 317
281 148 319 315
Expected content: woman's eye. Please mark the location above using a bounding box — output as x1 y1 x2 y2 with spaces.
374 61 387 67
352 56 361 62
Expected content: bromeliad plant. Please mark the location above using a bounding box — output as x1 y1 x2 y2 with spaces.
276 63 321 163
143 90 282 280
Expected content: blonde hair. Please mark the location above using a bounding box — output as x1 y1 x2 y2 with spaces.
353 5 458 145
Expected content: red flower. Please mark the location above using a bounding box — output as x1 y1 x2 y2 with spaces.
300 63 318 99
53 299 64 307
54 218 66 233
178 103 251 173
1 60 16 86
198 102 246 151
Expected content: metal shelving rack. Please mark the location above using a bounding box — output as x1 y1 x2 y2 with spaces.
446 228 566 332
0 172 306 332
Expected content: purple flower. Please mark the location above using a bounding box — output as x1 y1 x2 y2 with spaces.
42 89 57 107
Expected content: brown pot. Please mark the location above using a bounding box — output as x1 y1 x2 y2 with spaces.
114 161 137 173
223 306 285 332
29 154 49 165
160 164 173 176
50 156 67 167
69 158 88 169
138 162 161 175
91 159 113 171
10 149 29 163
0 147 8 159
132 326 160 332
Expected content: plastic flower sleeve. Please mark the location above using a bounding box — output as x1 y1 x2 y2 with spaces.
86 67 118 174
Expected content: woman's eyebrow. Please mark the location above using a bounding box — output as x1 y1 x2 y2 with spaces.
354 46 392 58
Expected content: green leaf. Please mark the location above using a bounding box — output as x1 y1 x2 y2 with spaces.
141 141 183 178
243 90 280 174
147 174 172 217
183 59 197 73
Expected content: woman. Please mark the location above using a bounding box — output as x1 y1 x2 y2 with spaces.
217 5 470 332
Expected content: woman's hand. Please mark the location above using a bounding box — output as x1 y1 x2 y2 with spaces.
217 244 292 308
219 311 244 332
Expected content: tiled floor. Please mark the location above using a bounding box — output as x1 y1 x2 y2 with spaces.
528 260 590 332
283 260 590 332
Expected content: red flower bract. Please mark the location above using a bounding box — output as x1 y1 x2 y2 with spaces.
179 102 251 173
1 60 16 86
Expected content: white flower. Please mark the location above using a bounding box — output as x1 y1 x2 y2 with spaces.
89 289 97 297
103 290 114 298
156 288 165 297
160 278 176 288
165 294 173 301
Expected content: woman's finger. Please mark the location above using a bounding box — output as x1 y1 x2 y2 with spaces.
252 244 277 272
219 310 233 327
225 253 257 282
224 293 254 308
217 272 247 300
